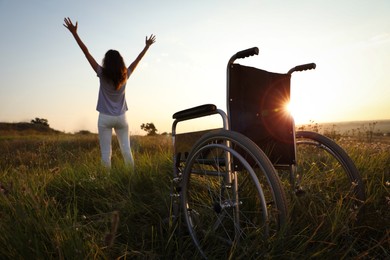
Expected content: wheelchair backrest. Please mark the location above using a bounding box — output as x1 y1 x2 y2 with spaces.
228 63 296 166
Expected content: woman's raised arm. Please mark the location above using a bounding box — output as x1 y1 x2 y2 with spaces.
128 34 156 74
63 17 99 73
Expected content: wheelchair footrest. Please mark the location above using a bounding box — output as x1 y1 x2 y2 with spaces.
172 104 217 120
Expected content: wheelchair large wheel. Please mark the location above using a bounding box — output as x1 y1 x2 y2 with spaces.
181 129 287 258
294 131 365 217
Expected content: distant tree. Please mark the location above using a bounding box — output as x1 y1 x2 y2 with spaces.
140 123 158 136
75 130 92 135
31 117 49 127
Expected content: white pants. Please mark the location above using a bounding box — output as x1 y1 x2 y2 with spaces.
98 113 134 168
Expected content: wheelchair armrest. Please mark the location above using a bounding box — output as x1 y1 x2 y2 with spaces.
173 104 217 120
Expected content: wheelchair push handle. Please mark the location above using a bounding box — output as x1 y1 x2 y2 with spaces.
229 47 259 64
288 63 316 74
235 47 259 59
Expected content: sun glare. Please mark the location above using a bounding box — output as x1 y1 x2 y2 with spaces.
286 96 322 125
286 99 310 125
286 73 324 125
285 101 301 122
286 101 293 115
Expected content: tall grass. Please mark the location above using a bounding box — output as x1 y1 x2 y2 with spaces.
0 132 389 259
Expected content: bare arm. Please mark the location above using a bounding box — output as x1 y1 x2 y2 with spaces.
128 34 156 74
63 17 99 73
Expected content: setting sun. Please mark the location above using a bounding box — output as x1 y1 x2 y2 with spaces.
284 100 305 123
286 100 302 122
286 95 322 125
285 101 293 115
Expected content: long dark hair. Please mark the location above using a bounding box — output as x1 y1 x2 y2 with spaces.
102 50 127 90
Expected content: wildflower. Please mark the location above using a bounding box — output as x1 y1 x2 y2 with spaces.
0 183 6 195
386 196 390 206
0 182 9 195
49 167 60 174
349 208 358 221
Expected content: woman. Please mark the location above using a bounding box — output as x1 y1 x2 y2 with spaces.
63 17 156 169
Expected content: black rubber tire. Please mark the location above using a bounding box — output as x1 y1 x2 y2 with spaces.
295 131 365 211
181 129 287 259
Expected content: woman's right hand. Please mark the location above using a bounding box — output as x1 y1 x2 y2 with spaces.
145 34 156 47
63 17 98 73
63 17 78 35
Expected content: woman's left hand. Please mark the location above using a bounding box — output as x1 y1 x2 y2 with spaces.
63 17 78 35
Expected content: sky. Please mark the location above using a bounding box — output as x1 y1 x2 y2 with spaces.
0 0 389 135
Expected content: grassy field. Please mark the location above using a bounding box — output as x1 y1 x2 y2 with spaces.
0 126 389 259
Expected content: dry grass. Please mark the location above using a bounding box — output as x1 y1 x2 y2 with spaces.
0 127 389 259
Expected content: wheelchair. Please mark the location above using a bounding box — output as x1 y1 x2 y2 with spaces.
170 47 365 258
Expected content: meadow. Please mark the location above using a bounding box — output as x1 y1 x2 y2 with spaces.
0 124 389 259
